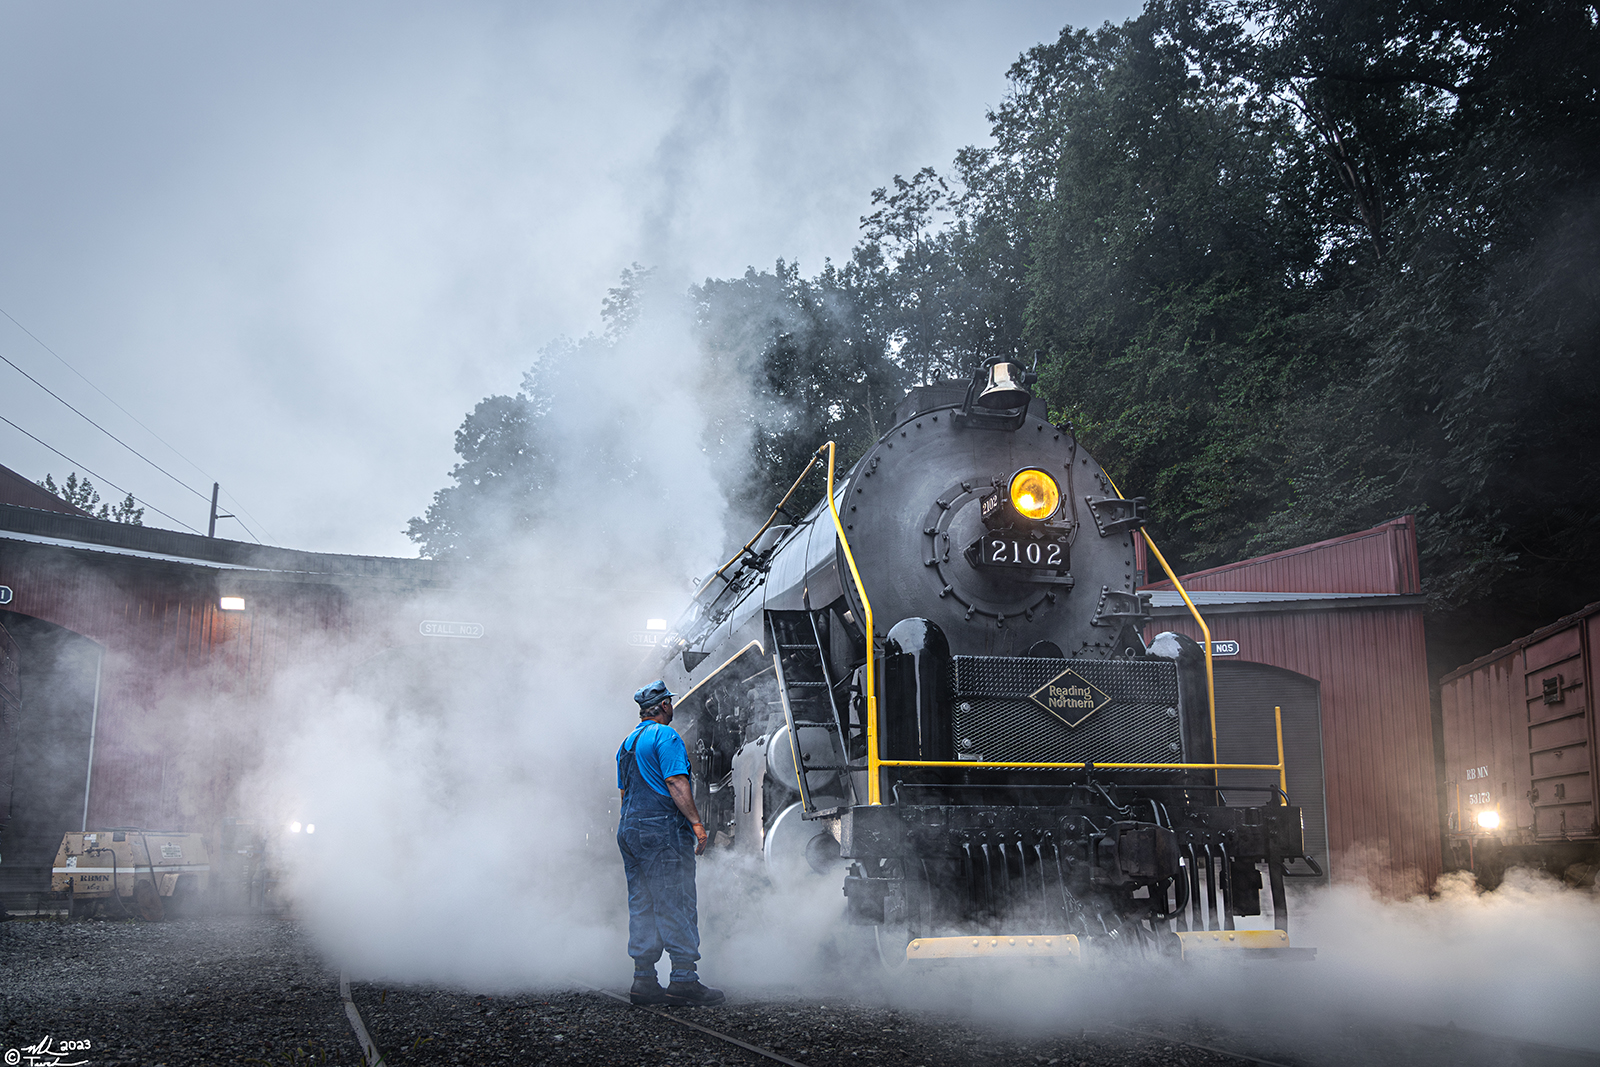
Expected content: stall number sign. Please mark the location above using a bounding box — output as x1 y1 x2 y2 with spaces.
419 620 485 639
0 585 11 605
1211 640 1240 656
1466 764 1491 804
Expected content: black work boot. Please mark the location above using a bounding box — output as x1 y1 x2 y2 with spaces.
629 975 669 1005
664 980 726 1007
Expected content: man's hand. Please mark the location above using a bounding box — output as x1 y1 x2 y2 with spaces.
664 774 708 853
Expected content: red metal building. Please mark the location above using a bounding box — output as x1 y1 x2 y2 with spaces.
1142 517 1439 896
0 494 450 902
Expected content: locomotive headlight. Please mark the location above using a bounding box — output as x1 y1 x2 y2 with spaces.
1476 810 1501 830
1009 469 1061 520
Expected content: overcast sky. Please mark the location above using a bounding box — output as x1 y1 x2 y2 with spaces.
0 0 1140 557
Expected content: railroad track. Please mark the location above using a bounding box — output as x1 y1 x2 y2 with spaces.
336 973 1600 1067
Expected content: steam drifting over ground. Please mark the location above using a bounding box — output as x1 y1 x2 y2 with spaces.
247 290 738 986
232 293 1600 1057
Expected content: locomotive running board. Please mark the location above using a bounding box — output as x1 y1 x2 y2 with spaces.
905 934 1081 961
1176 929 1315 960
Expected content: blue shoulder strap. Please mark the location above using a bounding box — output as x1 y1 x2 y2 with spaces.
623 721 657 754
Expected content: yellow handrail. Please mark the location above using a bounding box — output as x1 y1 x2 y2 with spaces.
1275 704 1287 801
878 760 1280 771
878 704 1288 803
820 441 882 804
1101 472 1218 781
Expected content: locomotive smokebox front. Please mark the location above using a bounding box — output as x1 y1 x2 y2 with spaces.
841 369 1150 663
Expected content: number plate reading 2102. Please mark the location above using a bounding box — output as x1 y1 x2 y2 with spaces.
981 535 1066 568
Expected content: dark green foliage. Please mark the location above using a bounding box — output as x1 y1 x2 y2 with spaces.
404 391 549 560
416 0 1598 668
692 259 905 506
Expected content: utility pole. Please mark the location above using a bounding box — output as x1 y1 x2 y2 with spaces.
208 482 234 538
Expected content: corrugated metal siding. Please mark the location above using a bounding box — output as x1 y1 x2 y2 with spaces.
1441 658 1525 836
1442 611 1599 846
1157 604 1437 896
1147 517 1421 595
0 537 402 842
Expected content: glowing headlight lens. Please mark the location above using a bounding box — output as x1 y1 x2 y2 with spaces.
1476 810 1500 830
305 823 316 835
288 821 302 833
1009 469 1061 520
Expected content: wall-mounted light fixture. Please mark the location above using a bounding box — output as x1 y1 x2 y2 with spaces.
219 596 247 612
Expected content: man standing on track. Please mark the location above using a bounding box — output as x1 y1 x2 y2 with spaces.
616 680 725 1006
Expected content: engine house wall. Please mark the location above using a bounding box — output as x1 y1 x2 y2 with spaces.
0 505 444 884
1145 517 1437 897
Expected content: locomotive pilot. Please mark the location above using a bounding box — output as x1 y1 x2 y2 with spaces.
616 680 725 1006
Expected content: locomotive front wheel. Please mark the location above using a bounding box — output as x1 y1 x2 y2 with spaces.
874 923 917 970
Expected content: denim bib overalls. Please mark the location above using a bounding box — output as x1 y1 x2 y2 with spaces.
617 722 700 983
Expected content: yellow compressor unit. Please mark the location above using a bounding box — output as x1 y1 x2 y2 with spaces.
51 829 210 920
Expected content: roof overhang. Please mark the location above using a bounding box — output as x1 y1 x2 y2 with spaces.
1146 590 1426 617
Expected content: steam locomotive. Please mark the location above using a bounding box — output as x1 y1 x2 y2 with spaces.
648 361 1311 964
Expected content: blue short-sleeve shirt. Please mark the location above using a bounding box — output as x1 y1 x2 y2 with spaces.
617 721 692 797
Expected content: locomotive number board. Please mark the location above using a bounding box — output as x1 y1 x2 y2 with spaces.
980 534 1067 569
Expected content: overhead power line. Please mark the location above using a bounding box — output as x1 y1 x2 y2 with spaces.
0 347 209 503
0 412 202 534
0 304 267 543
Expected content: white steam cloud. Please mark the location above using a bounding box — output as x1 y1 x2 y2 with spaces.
245 285 741 986
235 287 1600 1060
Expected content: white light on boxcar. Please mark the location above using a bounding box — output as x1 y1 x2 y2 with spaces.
1476 810 1500 830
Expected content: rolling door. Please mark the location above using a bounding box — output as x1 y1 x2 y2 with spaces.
1212 661 1329 882
1523 627 1594 841
0 611 101 900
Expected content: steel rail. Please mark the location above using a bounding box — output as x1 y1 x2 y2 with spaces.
576 982 811 1067
338 971 384 1067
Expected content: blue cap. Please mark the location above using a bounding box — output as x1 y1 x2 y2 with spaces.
634 680 675 709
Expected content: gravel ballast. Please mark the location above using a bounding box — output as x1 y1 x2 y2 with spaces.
5 916 1592 1067
0 916 359 1066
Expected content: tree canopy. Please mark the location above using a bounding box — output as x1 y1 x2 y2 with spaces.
37 472 144 525
416 0 1599 671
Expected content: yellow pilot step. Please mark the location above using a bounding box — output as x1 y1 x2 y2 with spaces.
1176 929 1290 958
905 934 1081 961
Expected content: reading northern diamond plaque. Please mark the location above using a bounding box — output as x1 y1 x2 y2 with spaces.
1028 667 1110 727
